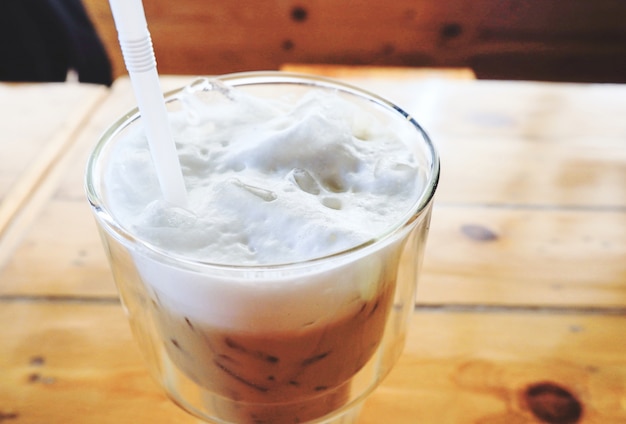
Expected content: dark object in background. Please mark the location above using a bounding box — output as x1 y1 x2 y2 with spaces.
0 0 112 86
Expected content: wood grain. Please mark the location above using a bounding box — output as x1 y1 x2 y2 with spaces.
82 0 626 83
361 310 626 424
2 199 626 309
2 302 625 423
279 73 626 208
0 76 192 276
0 302 195 424
0 83 106 246
421 206 626 308
2 76 625 310
281 64 477 81
1 71 625 423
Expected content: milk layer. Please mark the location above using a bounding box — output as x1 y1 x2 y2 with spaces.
103 77 424 331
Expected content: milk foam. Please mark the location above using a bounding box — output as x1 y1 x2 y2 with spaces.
104 78 424 266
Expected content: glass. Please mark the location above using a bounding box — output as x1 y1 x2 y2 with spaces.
85 72 439 424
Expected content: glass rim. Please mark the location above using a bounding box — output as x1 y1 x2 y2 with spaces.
85 71 440 272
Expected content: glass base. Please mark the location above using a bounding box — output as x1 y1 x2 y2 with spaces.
317 403 363 424
191 403 363 424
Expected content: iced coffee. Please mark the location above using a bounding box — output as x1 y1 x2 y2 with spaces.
86 72 439 424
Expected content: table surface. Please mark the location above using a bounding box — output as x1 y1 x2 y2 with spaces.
1 65 625 424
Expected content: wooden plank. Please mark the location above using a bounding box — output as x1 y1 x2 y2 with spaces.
281 64 476 81
1 302 625 423
2 199 625 309
1 77 625 309
279 76 626 208
361 310 626 424
83 0 626 83
0 76 193 276
420 206 626 307
0 82 102 200
0 82 107 244
0 302 195 424
0 199 115 298
28 76 626 212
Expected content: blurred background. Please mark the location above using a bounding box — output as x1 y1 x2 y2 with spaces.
3 0 626 85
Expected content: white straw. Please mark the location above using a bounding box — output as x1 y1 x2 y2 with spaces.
108 0 188 207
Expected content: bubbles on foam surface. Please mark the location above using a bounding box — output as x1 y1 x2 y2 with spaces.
289 168 321 195
232 178 278 202
105 78 424 265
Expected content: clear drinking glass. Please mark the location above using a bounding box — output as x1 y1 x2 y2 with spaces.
85 72 439 424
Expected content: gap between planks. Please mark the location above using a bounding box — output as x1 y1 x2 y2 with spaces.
1 294 625 316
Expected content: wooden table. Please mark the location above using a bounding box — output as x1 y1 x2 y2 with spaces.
1 67 625 424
